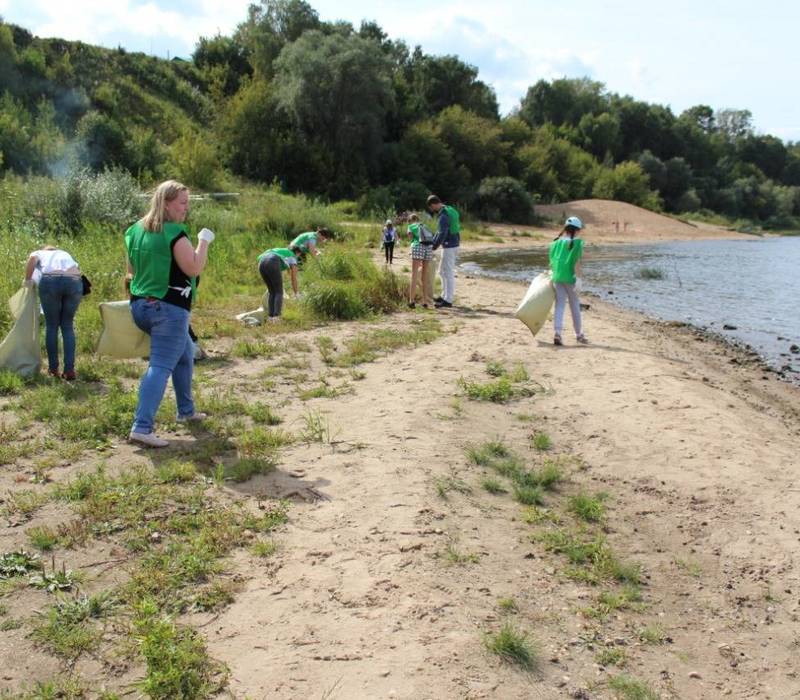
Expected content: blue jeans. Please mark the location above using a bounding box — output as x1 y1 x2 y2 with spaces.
38 275 83 373
130 298 195 434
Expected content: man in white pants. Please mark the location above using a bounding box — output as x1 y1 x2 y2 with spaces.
427 194 460 308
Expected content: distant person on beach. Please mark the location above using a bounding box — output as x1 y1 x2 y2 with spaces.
427 194 460 308
257 247 299 323
382 219 397 264
406 213 434 308
289 227 330 262
24 246 83 380
125 180 214 448
549 216 588 346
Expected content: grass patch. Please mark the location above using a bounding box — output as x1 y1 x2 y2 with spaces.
484 622 537 670
608 674 660 699
674 557 702 578
583 586 644 618
498 597 518 613
458 376 514 403
567 492 608 523
596 646 627 667
531 432 552 451
638 624 667 645
298 409 335 443
232 338 277 359
513 484 544 506
441 542 479 565
325 319 443 367
0 369 25 396
435 475 471 499
481 478 506 494
250 539 278 558
0 550 40 578
31 594 115 660
27 526 59 552
134 597 226 699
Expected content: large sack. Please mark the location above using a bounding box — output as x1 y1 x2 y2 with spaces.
235 290 270 326
514 271 555 337
96 300 150 358
0 286 41 377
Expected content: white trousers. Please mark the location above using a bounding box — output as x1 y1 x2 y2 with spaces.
554 283 582 336
438 247 458 303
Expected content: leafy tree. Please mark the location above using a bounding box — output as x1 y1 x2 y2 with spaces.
273 29 394 197
592 161 659 209
578 111 621 160
519 78 606 127
433 105 508 183
680 104 715 133
236 0 320 78
737 134 787 181
193 34 252 97
474 176 533 223
715 108 753 141
76 111 128 171
637 150 667 192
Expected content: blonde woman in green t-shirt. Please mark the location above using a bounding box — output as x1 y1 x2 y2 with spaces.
549 216 588 346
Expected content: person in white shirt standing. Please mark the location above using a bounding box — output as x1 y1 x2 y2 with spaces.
24 246 83 380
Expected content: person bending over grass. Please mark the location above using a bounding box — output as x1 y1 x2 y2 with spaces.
289 227 330 263
24 245 83 380
549 216 588 346
125 180 215 448
257 247 299 323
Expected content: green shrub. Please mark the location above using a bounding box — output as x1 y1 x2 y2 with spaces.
474 176 534 224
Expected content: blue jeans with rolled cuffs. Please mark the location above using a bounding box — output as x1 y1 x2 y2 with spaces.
38 275 83 373
130 298 195 434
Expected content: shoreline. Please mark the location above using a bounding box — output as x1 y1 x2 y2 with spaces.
455 236 800 386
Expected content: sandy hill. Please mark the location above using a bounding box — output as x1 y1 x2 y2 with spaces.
534 199 747 243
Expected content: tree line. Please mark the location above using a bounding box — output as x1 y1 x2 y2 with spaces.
1 1 799 227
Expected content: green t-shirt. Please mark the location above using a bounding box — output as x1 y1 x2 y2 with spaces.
407 223 421 245
549 237 584 284
289 232 317 253
125 220 196 309
257 247 298 271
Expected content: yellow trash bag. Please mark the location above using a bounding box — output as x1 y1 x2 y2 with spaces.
235 290 270 326
514 271 555 337
0 285 41 377
96 300 150 359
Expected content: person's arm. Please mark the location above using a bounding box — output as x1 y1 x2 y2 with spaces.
125 258 134 292
432 211 449 250
24 254 38 283
173 229 214 277
308 241 319 257
289 265 299 295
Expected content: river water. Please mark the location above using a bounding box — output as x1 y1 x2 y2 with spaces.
459 237 800 379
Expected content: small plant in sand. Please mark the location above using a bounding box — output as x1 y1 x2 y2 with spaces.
481 477 506 494
568 492 608 523
531 431 552 451
637 266 665 280
607 674 660 699
298 409 336 444
498 597 519 613
483 622 537 670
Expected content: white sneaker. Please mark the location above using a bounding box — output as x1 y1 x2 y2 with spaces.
129 431 169 448
176 412 208 423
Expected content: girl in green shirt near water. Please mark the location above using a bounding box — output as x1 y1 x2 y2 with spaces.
549 216 588 346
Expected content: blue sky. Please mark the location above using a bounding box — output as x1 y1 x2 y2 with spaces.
2 0 798 141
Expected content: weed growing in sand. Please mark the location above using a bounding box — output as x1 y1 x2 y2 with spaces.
298 381 353 400
298 409 336 443
607 674 660 699
236 427 293 459
674 557 702 578
458 376 513 402
481 478 506 494
568 492 608 523
134 597 226 699
326 319 443 367
2 489 49 518
27 526 59 552
435 475 471 499
250 539 278 558
29 560 82 593
513 484 544 506
0 550 40 578
638 624 667 645
531 432 552 451
31 593 117 660
232 338 277 359
227 458 276 482
441 542 479 565
484 622 537 670
596 646 627 668
535 529 641 586
583 586 644 619
498 598 519 613
522 506 562 526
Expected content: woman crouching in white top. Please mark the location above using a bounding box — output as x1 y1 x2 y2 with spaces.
24 246 83 380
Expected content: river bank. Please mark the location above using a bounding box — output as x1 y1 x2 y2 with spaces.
1 252 799 699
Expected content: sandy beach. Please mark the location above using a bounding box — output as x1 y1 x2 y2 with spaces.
1 220 798 699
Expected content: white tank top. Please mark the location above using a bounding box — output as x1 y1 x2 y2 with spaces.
33 249 80 274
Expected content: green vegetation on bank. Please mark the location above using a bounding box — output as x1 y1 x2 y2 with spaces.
2 2 800 228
